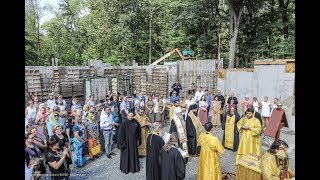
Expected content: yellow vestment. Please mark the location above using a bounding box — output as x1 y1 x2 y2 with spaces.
236 116 262 161
260 151 295 180
188 110 205 140
169 105 175 122
134 114 150 156
197 133 225 180
224 114 236 149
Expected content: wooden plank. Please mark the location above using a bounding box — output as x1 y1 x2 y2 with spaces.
286 62 295 73
254 61 286 65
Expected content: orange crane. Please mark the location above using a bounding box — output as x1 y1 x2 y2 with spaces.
150 48 191 66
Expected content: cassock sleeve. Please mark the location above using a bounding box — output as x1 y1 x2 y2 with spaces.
235 114 241 133
221 114 226 130
186 117 195 137
213 138 225 156
236 118 244 133
175 151 186 180
250 119 262 136
136 120 142 146
117 122 127 150
261 157 280 180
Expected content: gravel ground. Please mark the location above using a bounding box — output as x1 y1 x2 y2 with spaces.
69 123 295 180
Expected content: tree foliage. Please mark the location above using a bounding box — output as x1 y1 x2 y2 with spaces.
25 0 295 68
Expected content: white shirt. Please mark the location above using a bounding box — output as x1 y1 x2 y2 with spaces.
100 113 114 130
253 101 259 112
154 101 159 113
195 91 205 102
194 91 202 102
58 105 65 111
185 99 194 110
261 101 271 117
199 100 207 107
47 99 56 110
25 106 36 120
87 100 95 107
58 99 67 109
153 98 158 104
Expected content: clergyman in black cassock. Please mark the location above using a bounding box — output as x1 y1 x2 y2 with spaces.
118 112 141 174
159 133 186 180
186 104 201 155
146 122 165 180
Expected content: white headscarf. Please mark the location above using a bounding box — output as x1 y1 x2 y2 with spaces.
100 107 107 121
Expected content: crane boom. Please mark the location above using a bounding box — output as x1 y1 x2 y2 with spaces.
150 48 190 66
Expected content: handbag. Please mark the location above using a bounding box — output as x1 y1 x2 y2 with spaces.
90 144 102 156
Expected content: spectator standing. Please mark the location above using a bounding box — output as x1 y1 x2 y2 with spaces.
171 80 182 96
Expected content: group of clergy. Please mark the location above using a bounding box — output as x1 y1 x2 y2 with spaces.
117 102 295 180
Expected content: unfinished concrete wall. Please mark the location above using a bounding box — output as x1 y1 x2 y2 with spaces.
254 61 295 129
223 69 254 101
217 59 295 130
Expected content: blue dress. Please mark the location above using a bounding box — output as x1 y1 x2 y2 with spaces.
72 123 87 167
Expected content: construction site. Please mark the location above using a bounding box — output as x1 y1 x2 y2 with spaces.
25 50 295 179
25 49 295 130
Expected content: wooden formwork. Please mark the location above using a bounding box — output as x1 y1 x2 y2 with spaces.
25 69 43 100
152 68 168 97
133 69 147 95
178 60 217 98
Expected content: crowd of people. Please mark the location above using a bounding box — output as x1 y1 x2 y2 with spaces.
25 81 294 180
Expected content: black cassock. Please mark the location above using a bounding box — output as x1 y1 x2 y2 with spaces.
146 133 165 180
159 148 186 180
117 118 141 174
254 111 263 125
185 115 199 155
222 112 241 151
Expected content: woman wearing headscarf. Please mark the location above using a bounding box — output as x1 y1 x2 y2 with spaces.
72 115 87 167
85 112 99 159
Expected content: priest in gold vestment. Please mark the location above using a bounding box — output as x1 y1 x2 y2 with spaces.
260 140 295 180
134 108 151 156
197 122 225 180
236 108 262 161
222 106 241 151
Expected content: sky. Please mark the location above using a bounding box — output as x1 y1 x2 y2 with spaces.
39 0 59 25
38 0 89 25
